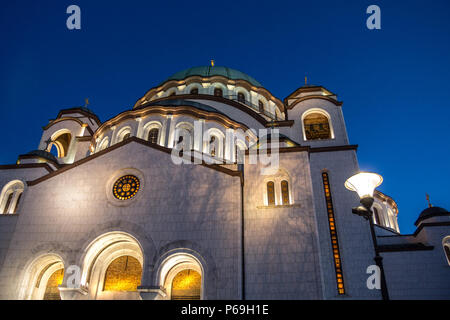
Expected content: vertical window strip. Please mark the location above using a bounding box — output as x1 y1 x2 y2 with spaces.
281 180 290 205
322 172 345 295
267 181 275 205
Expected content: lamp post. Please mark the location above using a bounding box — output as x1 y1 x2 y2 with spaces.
345 172 390 300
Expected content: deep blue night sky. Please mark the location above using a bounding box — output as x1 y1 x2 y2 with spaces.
1 0 449 233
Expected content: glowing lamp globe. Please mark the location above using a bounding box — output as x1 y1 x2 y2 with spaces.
344 172 383 200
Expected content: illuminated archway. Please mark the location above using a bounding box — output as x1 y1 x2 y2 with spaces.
158 253 204 300
171 269 201 300
81 232 144 300
48 130 72 158
18 254 65 300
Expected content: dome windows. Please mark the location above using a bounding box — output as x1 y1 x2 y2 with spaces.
237 92 245 103
148 128 159 144
214 88 223 97
190 88 199 95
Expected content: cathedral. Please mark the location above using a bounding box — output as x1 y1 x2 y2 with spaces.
0 65 448 300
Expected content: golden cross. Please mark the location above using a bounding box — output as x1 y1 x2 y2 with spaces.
211 59 215 67
426 193 432 208
305 76 307 86
84 98 89 107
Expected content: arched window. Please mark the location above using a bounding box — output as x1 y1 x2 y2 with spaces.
170 91 176 96
117 128 132 143
443 237 450 266
190 88 199 95
209 136 216 157
148 128 159 144
103 256 142 292
171 269 201 300
214 88 223 97
48 132 72 158
2 193 13 214
281 180 290 205
97 137 109 152
237 92 245 103
267 181 275 205
303 112 331 140
0 180 24 214
258 100 264 113
373 207 381 225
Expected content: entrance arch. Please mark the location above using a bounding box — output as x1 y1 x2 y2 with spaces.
81 232 144 300
18 254 65 300
158 253 204 300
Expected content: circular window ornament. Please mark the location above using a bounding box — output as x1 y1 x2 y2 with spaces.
113 175 140 200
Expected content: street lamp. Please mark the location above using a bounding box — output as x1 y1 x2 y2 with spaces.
345 171 390 300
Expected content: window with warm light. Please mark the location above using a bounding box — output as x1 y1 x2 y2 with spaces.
267 181 275 205
171 269 201 300
322 172 345 295
303 113 331 140
43 269 64 300
281 180 290 205
103 256 142 292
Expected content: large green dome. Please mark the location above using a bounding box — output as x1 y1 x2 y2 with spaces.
165 66 262 87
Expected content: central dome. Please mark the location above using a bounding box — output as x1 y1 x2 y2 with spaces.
165 66 262 87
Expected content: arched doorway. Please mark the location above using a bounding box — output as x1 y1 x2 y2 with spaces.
159 253 204 300
81 232 144 300
18 254 65 300
171 269 201 300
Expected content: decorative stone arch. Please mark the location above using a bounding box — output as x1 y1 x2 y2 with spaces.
203 127 225 159
17 245 70 300
301 108 335 141
442 236 450 266
174 121 195 150
234 87 250 103
152 240 218 300
74 220 157 293
208 82 228 97
0 180 25 214
142 120 163 145
97 136 109 152
185 82 203 95
165 87 178 97
48 128 74 158
115 126 132 144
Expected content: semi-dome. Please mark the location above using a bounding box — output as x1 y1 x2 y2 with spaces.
415 206 449 226
26 150 59 163
165 66 263 87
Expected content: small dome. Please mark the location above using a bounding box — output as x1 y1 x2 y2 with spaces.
27 150 58 163
165 66 262 87
415 206 449 226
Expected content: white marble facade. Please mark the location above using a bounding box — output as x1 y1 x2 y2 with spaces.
0 66 448 300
